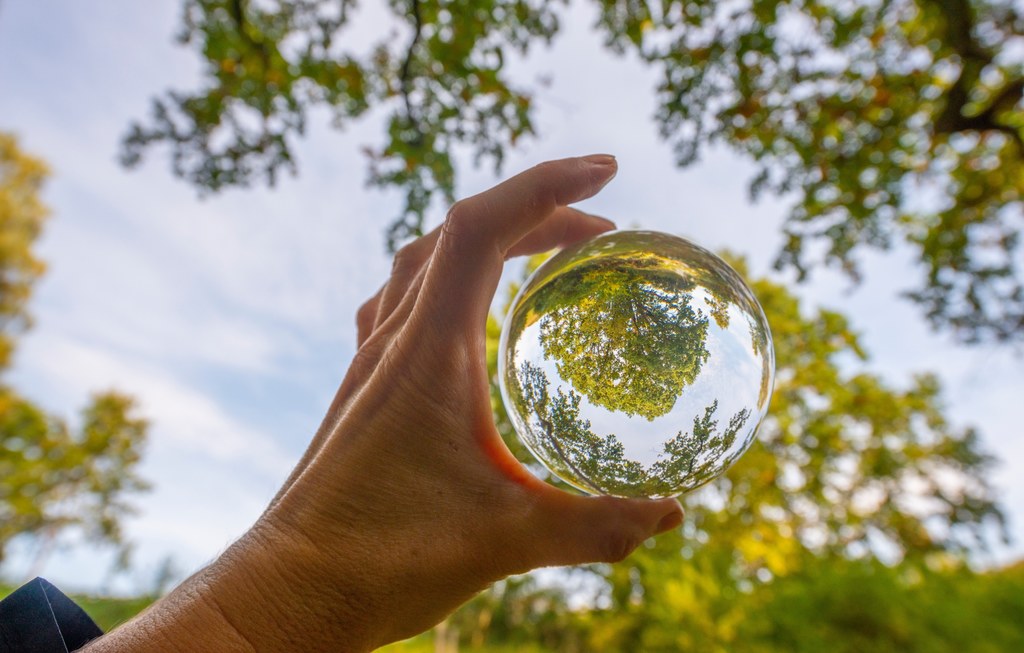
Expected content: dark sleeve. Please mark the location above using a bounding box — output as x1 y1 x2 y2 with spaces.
0 578 103 653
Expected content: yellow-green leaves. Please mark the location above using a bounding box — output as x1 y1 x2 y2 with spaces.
0 132 49 371
0 134 150 565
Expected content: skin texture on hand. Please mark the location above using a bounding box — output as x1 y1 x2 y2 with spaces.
83 155 684 653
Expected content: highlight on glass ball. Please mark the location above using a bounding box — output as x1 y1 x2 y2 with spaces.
498 229 775 498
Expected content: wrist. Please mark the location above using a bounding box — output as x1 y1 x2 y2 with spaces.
84 519 386 653
209 518 387 652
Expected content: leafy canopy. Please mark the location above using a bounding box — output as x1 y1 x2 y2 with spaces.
126 0 1023 343
473 256 1006 649
535 258 711 420
517 357 752 497
0 133 48 370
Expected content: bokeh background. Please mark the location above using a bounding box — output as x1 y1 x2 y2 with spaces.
1 1 1022 650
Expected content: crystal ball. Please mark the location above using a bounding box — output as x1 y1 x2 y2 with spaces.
498 230 775 498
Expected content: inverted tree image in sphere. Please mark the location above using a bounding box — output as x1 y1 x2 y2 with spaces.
499 230 775 498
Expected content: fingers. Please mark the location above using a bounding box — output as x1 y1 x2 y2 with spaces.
520 489 684 569
424 155 618 329
448 155 618 257
356 287 384 346
373 228 444 331
359 154 618 337
505 207 616 259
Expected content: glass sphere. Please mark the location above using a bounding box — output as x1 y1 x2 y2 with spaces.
498 230 775 498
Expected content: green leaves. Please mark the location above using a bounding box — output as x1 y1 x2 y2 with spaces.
629 0 1024 343
123 0 560 249
122 0 363 191
537 260 710 420
0 388 150 563
0 133 49 371
127 0 1023 342
716 272 1004 568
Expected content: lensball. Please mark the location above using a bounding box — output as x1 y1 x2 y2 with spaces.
498 230 775 498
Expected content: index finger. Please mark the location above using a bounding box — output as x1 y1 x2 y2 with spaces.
423 155 618 327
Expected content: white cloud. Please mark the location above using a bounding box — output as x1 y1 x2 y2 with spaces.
21 333 293 478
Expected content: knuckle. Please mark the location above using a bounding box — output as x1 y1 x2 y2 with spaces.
356 299 379 334
442 199 487 245
442 201 473 242
523 174 558 214
600 531 640 564
390 244 419 275
532 159 561 173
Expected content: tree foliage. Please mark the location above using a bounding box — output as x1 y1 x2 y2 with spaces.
0 133 48 370
464 258 1008 651
0 389 149 564
707 263 1003 566
535 259 710 420
0 132 149 565
126 0 1023 343
516 361 749 497
121 0 558 248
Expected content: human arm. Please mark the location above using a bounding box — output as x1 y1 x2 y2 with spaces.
81 155 684 653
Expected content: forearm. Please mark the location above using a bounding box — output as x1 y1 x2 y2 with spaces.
80 155 685 652
82 524 389 653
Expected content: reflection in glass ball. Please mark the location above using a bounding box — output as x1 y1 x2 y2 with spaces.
498 230 775 498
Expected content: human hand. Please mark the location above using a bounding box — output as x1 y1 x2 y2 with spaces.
85 155 684 653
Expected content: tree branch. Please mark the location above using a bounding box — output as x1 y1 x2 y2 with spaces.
935 77 1024 151
399 0 425 144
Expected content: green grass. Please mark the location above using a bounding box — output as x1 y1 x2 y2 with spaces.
378 636 555 652
63 592 153 632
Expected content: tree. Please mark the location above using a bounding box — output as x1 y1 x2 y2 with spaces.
0 389 149 567
0 132 149 566
447 258 1006 651
515 361 650 495
533 257 711 421
0 133 48 370
124 0 1023 343
513 359 753 498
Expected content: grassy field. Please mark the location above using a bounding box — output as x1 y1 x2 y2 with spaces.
377 637 553 653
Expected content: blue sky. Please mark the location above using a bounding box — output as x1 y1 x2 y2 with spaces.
1 0 1021 594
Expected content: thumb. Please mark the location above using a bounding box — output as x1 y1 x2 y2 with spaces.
523 490 684 569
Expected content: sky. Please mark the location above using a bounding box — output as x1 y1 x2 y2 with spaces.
0 0 1021 595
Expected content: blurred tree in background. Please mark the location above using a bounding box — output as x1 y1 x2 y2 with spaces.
402 258 1011 652
0 132 48 370
0 133 149 570
124 0 1023 344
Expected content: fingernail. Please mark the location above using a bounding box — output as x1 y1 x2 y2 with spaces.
581 155 617 195
582 153 616 166
655 509 683 534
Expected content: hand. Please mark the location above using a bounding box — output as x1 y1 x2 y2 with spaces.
85 155 684 653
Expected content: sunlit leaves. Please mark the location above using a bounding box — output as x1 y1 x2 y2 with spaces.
0 389 150 563
132 0 1023 342
0 132 48 370
537 261 710 420
123 0 562 249
614 0 1024 343
712 271 1004 571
